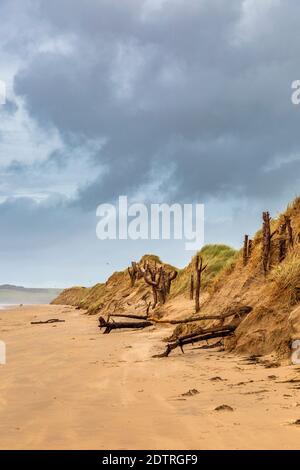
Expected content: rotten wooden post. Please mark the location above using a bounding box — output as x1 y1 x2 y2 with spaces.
195 255 207 313
285 216 294 248
262 212 271 274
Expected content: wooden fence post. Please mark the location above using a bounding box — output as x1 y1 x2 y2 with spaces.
190 274 194 300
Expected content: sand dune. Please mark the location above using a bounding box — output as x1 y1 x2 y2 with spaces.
0 305 300 450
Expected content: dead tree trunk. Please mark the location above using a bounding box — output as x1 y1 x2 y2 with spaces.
262 211 271 274
31 319 65 325
195 255 207 313
140 263 177 308
190 274 194 300
165 270 178 295
105 305 252 326
143 266 162 308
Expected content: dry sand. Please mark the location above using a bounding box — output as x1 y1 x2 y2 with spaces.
0 305 300 450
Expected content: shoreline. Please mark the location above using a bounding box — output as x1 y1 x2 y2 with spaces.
0 304 300 450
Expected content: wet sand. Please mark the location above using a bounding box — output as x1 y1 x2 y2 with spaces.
0 305 299 450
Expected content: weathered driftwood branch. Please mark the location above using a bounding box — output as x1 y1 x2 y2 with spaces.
98 316 153 334
195 255 207 313
31 319 65 325
262 211 271 274
153 326 235 358
108 313 148 320
143 265 162 307
153 306 252 357
153 305 252 325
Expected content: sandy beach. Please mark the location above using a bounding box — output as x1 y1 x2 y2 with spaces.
0 304 299 450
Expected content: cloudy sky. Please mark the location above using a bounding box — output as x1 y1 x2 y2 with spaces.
0 0 299 287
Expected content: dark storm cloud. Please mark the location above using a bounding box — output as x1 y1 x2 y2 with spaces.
14 0 300 209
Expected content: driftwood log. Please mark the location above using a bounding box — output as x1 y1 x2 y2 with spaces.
31 319 65 325
153 326 236 358
153 306 252 357
98 316 153 334
102 305 252 327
